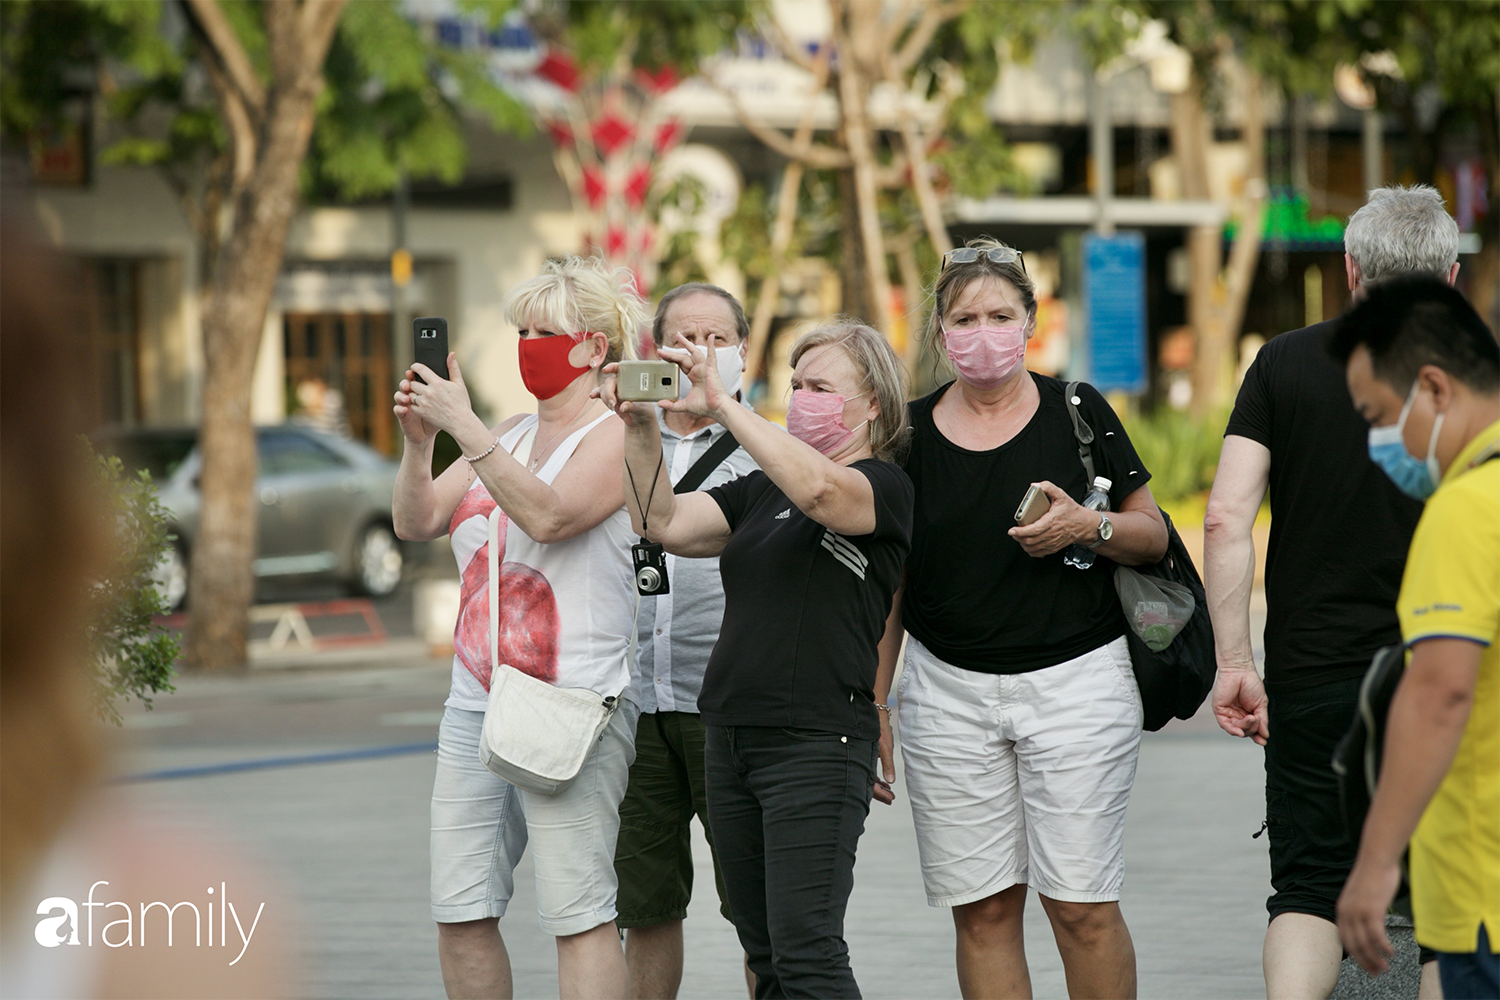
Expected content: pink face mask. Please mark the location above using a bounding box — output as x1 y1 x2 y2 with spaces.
943 323 1028 389
786 389 868 456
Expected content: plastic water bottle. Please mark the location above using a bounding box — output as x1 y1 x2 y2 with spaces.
1063 476 1113 570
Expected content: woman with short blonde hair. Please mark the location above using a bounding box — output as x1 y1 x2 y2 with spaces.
601 317 914 996
394 253 646 999
505 255 646 367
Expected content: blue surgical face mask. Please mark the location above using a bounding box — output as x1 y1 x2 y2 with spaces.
1368 379 1445 501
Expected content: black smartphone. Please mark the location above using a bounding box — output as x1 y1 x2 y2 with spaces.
413 317 449 383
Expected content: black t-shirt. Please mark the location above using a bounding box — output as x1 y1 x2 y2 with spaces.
901 376 1152 674
698 459 914 739
1224 321 1422 692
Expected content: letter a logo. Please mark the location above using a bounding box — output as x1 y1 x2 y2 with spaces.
35 897 80 947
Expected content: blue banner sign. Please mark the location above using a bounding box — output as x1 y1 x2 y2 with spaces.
1084 232 1147 393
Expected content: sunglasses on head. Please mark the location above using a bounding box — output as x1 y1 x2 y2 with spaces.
941 246 1026 274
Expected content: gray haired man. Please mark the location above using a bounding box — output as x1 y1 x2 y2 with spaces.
613 283 759 1000
1205 185 1459 999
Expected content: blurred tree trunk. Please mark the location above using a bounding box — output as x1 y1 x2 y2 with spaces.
1220 69 1266 364
891 228 928 373
832 0 893 334
180 0 347 671
1171 82 1222 416
744 158 804 384
836 166 877 325
1173 66 1266 416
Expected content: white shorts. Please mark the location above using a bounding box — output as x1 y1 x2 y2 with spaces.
430 703 638 935
896 634 1142 907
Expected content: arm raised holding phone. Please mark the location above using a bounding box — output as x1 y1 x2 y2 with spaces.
598 329 888 553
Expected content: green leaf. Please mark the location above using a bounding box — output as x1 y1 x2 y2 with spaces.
100 135 172 166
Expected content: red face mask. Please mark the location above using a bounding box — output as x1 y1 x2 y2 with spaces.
518 334 594 400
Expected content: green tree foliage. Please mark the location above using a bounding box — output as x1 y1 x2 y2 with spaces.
916 3 1039 200
85 443 180 726
311 0 531 199
0 0 531 213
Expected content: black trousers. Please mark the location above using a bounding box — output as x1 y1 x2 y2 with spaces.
705 724 875 1000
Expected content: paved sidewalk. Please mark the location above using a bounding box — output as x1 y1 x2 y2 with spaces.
115 671 1275 999
106 589 1424 999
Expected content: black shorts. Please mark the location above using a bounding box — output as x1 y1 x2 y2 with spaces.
1264 676 1362 924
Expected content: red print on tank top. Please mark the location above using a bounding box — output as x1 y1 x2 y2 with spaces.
450 486 561 688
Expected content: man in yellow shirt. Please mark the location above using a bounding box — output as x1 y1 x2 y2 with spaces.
1330 276 1500 998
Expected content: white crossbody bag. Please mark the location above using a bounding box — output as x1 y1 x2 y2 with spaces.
478 425 620 795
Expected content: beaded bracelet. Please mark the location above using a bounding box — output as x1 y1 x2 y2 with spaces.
462 437 501 464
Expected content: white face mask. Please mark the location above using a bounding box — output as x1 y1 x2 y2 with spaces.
678 344 745 399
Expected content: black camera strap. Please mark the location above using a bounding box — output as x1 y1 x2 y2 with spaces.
626 447 665 537
673 431 741 494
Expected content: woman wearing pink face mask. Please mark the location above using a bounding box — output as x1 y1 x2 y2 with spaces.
879 238 1168 1000
392 255 648 1000
602 319 913 998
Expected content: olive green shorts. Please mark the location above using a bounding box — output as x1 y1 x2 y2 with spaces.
613 710 732 928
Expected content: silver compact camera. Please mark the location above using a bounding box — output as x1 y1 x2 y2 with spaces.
632 541 670 596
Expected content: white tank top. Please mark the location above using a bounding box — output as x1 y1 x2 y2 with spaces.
446 411 635 710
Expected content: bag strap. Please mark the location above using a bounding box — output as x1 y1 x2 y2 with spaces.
489 508 500 682
674 431 741 494
1063 381 1097 484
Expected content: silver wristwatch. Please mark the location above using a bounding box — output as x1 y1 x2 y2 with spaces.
1090 514 1114 549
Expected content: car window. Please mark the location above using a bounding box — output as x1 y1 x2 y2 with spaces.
258 431 349 476
95 432 197 481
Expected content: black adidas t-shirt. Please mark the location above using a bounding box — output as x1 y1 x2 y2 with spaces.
698 459 914 740
901 377 1152 674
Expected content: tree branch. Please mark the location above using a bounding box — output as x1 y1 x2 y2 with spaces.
758 15 819 74
880 0 921 56
301 0 348 59
893 1 967 75
194 29 257 192
180 0 265 119
874 156 910 189
708 77 852 169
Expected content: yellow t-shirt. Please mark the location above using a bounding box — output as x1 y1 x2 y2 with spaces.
1400 420 1500 955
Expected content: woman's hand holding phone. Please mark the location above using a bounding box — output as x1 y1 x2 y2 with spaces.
393 367 437 446
1009 481 1090 558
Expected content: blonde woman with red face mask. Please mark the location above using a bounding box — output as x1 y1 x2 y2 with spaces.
599 319 913 998
393 255 647 1000
881 238 1169 1000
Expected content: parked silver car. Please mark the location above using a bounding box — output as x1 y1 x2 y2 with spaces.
94 424 406 610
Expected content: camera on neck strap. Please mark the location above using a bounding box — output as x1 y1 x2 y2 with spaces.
632 540 669 596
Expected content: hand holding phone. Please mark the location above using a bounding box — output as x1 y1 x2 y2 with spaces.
1014 483 1052 526
413 317 449 383
616 360 679 402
